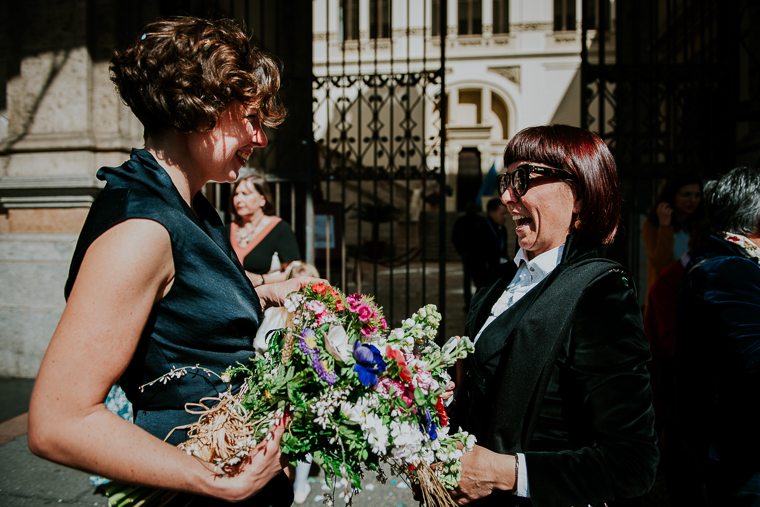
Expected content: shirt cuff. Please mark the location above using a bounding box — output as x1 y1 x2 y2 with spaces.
513 452 530 498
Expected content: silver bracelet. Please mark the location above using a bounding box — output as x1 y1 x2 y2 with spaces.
514 454 519 491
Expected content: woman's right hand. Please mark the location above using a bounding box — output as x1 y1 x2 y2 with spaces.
214 416 290 502
656 202 673 226
255 276 328 310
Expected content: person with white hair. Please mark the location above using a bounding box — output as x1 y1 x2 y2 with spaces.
674 166 760 506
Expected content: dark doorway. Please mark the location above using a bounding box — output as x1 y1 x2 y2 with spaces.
457 148 482 211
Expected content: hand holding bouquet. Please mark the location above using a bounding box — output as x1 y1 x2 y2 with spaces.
106 284 475 507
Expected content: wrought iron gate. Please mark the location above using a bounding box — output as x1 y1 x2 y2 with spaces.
312 0 449 335
580 0 757 299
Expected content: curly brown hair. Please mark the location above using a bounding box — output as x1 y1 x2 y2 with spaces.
110 16 286 138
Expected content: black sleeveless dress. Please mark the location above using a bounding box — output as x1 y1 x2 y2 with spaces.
65 149 292 506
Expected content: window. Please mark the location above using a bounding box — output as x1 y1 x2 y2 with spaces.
585 0 611 30
553 0 577 32
458 0 482 36
432 0 440 36
492 0 509 34
370 0 391 39
341 0 359 41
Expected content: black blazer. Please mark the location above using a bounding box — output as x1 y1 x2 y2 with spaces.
457 237 657 507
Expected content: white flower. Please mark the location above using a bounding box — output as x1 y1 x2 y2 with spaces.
325 325 352 363
465 434 477 451
388 420 423 460
361 412 389 455
220 372 231 383
339 399 366 425
284 293 304 312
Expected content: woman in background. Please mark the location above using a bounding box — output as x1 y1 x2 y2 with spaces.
230 174 301 287
642 173 704 292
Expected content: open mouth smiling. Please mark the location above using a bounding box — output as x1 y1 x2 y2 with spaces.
512 214 533 227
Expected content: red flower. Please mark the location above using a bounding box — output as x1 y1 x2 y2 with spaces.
336 303 345 311
312 283 327 295
436 397 449 427
386 346 413 383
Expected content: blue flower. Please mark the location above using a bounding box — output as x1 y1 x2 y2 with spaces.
420 408 437 440
352 341 387 386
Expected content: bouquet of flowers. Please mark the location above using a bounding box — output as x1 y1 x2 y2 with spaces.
105 284 475 507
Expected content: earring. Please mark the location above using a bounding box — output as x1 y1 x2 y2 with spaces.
574 216 582 230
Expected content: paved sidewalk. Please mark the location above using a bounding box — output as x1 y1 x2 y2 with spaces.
0 377 103 506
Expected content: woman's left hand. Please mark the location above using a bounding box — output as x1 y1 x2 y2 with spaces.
450 445 515 505
255 276 328 310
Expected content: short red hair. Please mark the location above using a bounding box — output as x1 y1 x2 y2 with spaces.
503 124 621 247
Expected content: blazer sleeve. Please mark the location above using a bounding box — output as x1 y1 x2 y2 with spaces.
525 271 658 507
675 256 760 467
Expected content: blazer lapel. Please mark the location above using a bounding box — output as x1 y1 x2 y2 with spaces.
465 263 517 337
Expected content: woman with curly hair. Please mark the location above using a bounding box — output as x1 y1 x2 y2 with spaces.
27 17 320 505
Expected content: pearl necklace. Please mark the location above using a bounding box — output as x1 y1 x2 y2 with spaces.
236 214 266 247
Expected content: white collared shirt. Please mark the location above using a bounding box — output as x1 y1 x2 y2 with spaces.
473 244 565 344
471 244 565 499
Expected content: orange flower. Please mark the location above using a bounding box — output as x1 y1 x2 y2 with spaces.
386 346 413 383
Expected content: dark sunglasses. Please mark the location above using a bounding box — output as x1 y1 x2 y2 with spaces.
497 164 579 197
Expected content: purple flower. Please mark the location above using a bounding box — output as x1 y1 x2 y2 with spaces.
298 333 337 385
352 341 386 386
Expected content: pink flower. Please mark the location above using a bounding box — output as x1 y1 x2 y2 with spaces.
307 300 326 314
375 377 404 397
346 294 362 311
356 304 373 322
361 325 377 338
413 369 434 395
375 377 414 407
379 318 387 330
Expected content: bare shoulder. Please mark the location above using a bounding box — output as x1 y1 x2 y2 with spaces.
72 218 174 302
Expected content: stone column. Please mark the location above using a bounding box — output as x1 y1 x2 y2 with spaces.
0 0 141 377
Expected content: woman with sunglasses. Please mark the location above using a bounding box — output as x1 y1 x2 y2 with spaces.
27 17 323 505
451 125 657 506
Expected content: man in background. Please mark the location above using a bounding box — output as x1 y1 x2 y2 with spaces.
465 198 510 292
